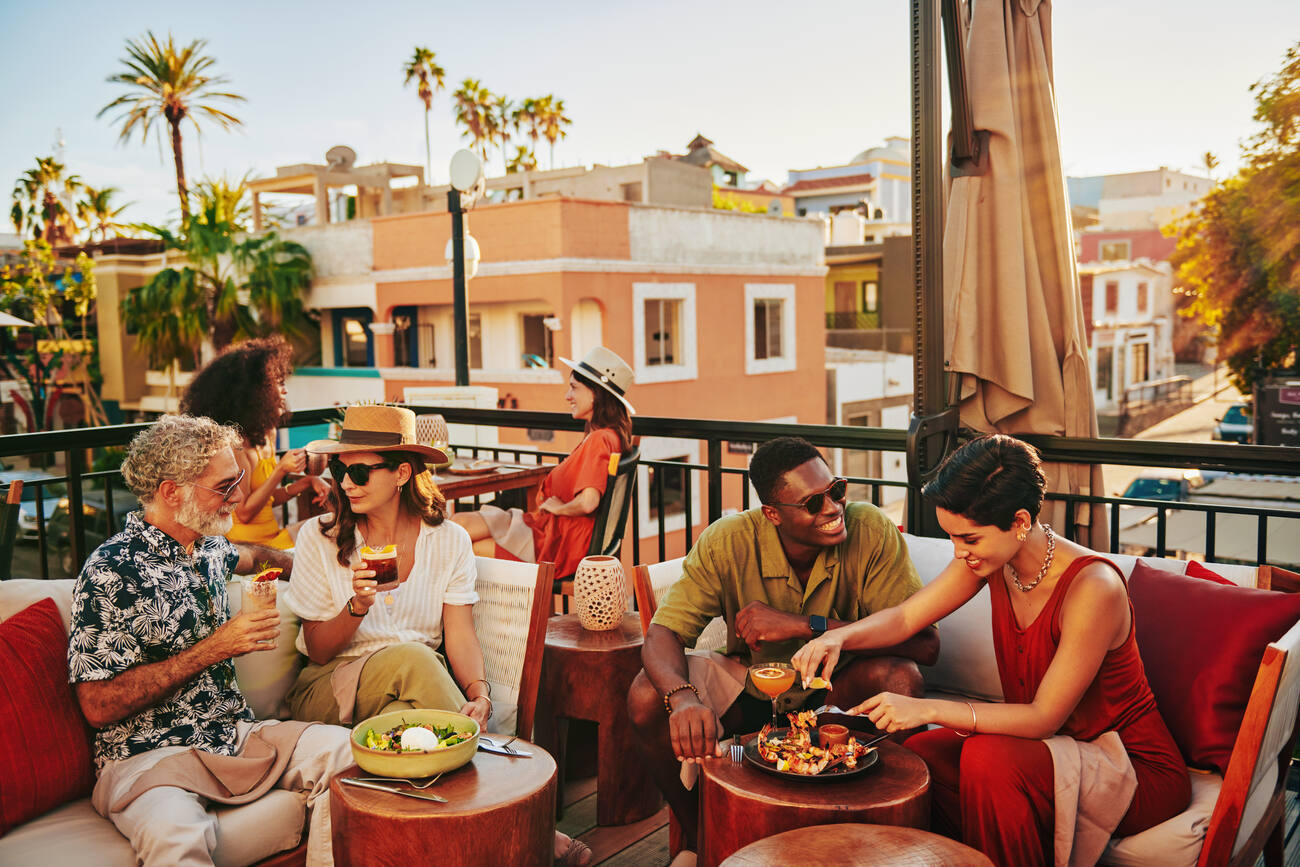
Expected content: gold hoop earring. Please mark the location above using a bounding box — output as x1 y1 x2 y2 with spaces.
1017 529 1028 542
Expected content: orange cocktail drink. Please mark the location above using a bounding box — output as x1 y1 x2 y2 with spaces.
360 545 399 588
749 662 796 730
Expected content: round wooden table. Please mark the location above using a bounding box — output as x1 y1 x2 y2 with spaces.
329 741 557 866
719 823 993 866
534 612 661 826
698 739 931 867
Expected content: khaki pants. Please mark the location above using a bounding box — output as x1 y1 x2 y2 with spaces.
287 642 467 725
92 720 352 867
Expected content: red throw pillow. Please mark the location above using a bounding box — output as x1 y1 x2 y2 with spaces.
0 598 95 835
1129 560 1300 774
1184 559 1236 586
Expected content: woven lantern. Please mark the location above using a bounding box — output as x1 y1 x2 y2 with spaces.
573 555 625 631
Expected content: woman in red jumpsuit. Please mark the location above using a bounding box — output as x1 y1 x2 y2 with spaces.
794 434 1189 865
453 346 634 577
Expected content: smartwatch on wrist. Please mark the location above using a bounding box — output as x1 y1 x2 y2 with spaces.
809 614 828 637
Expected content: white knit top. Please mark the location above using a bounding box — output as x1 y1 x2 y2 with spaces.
284 514 478 659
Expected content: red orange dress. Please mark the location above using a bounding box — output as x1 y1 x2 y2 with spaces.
523 428 621 576
906 555 1190 865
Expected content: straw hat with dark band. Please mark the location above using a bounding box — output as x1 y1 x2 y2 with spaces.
305 404 447 464
557 346 635 414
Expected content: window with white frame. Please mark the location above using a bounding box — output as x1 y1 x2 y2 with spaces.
633 283 697 383
636 436 699 535
1099 240 1131 262
744 283 796 374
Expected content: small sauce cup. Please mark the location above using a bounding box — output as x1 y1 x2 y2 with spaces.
819 723 849 748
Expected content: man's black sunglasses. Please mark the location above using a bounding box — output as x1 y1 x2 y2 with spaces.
768 478 849 515
328 458 396 486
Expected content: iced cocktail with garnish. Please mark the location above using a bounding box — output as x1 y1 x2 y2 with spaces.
749 662 796 729
360 545 399 588
244 566 281 614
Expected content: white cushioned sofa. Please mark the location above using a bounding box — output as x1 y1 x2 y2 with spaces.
0 557 552 867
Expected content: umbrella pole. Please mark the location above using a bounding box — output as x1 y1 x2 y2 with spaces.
906 0 957 536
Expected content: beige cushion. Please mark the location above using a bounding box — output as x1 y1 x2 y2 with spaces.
0 790 306 867
1101 770 1221 866
903 534 1004 701
0 578 76 625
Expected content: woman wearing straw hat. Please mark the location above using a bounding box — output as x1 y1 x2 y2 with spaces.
281 404 492 729
453 346 635 577
285 404 595 865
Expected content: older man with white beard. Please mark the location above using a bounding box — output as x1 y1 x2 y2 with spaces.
67 415 353 867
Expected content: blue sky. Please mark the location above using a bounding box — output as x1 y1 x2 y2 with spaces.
3 0 1297 226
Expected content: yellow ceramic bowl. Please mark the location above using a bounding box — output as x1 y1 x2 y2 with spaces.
350 709 480 778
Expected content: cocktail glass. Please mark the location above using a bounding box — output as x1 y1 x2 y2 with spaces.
243 571 280 648
360 546 400 604
749 661 796 730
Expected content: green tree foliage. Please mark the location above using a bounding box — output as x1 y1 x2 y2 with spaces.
0 240 98 430
123 179 314 369
76 186 130 242
1171 41 1300 393
99 31 244 224
11 156 83 244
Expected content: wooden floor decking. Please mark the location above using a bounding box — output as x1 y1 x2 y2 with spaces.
558 768 1300 866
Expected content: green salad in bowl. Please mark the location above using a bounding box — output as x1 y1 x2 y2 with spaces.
350 708 480 777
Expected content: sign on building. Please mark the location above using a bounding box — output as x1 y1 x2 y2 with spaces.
1254 375 1300 447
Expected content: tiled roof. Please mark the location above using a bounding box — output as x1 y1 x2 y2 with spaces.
783 172 875 194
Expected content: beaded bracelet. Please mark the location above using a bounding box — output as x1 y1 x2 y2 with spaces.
663 683 701 713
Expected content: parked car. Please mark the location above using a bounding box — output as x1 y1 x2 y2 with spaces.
1120 468 1206 502
0 469 66 541
50 491 140 575
1212 402 1253 444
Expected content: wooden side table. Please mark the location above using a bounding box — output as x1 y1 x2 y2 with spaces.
534 612 662 826
329 743 557 867
698 739 931 867
719 823 993 866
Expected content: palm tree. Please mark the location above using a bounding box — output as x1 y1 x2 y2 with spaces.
191 173 255 230
1202 151 1219 180
76 186 130 242
402 47 446 183
99 31 244 225
505 145 538 174
537 95 572 169
488 93 515 175
11 156 83 243
453 79 494 163
512 98 543 170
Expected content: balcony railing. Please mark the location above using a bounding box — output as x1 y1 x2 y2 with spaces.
3 405 1299 579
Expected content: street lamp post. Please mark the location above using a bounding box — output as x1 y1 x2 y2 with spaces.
446 149 485 387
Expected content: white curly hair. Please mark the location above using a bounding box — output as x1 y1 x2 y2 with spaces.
121 415 243 504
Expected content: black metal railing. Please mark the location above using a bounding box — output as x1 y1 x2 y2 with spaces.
3 405 1299 579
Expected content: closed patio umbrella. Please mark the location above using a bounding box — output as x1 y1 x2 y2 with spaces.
942 0 1106 545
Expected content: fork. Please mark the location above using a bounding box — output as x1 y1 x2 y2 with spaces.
480 736 520 755
729 736 744 763
353 773 443 789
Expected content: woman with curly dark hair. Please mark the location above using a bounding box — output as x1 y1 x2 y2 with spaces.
181 336 330 549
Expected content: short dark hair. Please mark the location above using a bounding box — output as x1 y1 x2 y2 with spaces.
749 436 825 504
922 434 1045 530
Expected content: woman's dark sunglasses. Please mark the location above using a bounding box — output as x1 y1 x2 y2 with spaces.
328 458 395 486
769 478 849 515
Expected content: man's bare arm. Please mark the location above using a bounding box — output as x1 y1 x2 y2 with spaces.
76 609 279 728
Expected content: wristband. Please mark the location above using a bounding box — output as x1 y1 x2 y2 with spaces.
346 597 366 617
663 683 701 713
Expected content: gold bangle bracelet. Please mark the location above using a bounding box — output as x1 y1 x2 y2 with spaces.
954 700 977 738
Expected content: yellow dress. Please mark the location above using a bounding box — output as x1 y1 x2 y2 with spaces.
225 455 293 549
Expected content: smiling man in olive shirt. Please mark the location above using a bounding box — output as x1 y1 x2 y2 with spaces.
628 437 939 850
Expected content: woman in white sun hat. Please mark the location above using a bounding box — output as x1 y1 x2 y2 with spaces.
453 346 634 576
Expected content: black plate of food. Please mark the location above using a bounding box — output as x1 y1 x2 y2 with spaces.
742 727 881 781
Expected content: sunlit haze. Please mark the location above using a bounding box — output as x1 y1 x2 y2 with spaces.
3 0 1297 226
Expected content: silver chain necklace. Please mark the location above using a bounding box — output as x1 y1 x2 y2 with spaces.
1007 524 1055 592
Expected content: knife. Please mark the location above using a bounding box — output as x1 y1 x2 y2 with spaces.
340 777 448 802
477 742 533 758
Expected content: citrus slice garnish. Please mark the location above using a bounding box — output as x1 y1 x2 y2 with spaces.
753 667 786 680
360 544 397 559
807 676 832 690
252 567 283 583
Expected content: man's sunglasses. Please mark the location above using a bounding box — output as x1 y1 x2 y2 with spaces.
328 458 396 487
768 477 849 515
191 467 247 503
